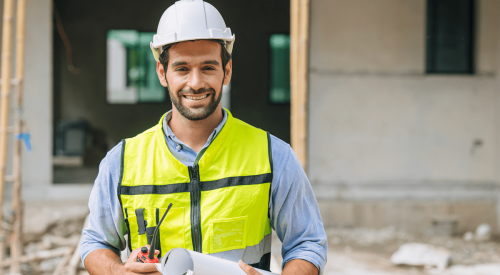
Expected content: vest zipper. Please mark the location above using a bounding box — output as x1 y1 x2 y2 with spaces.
189 165 202 252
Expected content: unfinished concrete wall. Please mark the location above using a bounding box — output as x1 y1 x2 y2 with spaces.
21 0 54 199
309 0 500 233
0 0 55 199
0 0 97 201
23 0 94 201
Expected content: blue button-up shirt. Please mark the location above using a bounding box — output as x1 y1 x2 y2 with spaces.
81 109 327 272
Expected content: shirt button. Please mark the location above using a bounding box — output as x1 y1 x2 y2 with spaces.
176 144 182 151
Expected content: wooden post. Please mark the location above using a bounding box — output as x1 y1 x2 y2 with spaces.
10 0 27 274
290 0 310 171
0 0 16 267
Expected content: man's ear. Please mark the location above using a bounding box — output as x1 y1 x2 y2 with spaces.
156 61 168 87
223 59 232 85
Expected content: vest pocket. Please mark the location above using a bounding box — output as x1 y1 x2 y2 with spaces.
210 216 248 254
126 208 148 250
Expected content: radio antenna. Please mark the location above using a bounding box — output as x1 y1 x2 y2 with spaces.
149 203 173 260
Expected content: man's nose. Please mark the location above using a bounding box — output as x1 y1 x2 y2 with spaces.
186 68 204 91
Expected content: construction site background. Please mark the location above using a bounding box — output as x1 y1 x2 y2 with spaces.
1 0 500 274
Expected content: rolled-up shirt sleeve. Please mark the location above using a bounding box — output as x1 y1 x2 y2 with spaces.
80 142 128 264
269 135 328 273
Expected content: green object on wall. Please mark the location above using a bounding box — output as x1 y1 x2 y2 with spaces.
269 34 291 104
107 30 165 103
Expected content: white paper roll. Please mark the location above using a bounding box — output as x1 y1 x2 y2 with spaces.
156 248 279 275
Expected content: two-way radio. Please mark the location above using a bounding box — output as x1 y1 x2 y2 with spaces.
136 203 173 263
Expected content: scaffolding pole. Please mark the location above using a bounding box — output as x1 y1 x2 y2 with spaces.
0 0 16 268
10 0 27 273
290 0 310 172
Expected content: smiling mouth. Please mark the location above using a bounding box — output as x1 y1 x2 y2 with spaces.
183 94 210 100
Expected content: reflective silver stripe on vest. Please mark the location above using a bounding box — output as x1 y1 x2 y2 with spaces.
208 233 272 264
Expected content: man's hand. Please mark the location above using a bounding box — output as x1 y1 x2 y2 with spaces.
238 260 263 275
238 259 319 275
85 246 161 275
122 246 161 274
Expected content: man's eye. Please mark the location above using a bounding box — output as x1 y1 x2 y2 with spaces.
175 67 188 72
203 66 216 71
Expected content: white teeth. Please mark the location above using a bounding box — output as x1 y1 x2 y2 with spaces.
185 94 209 100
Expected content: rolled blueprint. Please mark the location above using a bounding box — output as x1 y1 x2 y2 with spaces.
155 248 279 275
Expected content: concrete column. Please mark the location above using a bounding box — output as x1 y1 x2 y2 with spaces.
22 0 52 199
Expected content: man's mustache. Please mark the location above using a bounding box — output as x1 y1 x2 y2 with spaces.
178 87 215 96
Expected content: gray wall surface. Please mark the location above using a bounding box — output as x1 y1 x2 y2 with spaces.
22 0 53 197
308 0 500 233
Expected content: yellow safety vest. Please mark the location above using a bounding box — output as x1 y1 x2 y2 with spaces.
118 109 273 269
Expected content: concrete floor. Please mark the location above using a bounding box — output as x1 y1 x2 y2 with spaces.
324 249 424 275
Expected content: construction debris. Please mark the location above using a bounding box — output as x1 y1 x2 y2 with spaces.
0 247 73 268
390 243 451 270
52 253 72 275
326 226 500 274
475 224 492 242
0 203 90 275
463 232 474 242
67 225 86 275
23 202 88 243
327 226 500 266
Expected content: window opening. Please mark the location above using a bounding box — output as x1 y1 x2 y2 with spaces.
269 34 291 104
426 0 475 74
107 30 166 104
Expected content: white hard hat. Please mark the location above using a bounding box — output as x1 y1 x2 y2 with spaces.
150 0 235 61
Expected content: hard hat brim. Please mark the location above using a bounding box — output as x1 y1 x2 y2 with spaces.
150 35 235 62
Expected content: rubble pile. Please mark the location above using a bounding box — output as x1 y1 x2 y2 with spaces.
428 236 500 266
390 243 451 271
3 202 90 275
326 225 500 274
327 226 500 265
19 218 87 275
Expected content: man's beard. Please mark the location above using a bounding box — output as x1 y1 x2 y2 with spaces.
168 85 223 121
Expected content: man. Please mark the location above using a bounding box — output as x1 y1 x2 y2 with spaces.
81 1 327 274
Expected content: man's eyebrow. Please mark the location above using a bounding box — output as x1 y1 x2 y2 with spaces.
171 61 188 67
170 60 220 67
202 60 220 66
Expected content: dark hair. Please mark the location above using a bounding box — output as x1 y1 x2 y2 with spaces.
159 39 232 73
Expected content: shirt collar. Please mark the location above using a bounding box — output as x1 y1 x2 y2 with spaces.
162 108 228 147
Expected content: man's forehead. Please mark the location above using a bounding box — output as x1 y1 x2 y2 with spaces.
168 40 222 65
169 40 221 56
